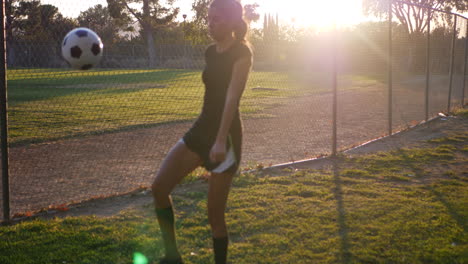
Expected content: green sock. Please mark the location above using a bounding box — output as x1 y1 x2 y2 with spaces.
213 236 229 264
155 207 181 259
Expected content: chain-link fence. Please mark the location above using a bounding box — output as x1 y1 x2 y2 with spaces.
1 0 467 222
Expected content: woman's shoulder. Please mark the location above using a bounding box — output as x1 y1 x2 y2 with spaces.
205 41 253 59
205 43 217 57
232 41 253 59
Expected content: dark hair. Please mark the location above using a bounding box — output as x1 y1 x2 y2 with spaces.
210 0 249 43
234 18 248 42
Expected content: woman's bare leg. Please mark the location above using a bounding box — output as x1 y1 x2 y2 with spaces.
152 140 202 261
152 140 202 208
208 171 235 264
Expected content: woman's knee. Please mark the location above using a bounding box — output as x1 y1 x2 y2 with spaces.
151 181 170 201
151 181 159 195
151 167 173 198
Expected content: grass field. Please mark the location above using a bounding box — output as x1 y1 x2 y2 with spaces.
7 68 383 146
7 68 308 145
1 111 466 264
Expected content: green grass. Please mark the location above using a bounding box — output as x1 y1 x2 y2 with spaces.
7 68 308 145
6 68 386 145
453 108 468 118
1 126 466 263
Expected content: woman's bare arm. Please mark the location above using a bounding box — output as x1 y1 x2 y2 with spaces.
209 56 253 163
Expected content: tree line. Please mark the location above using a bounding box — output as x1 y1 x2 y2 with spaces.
5 0 260 67
5 0 467 72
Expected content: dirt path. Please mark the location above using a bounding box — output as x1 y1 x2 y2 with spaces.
0 85 462 218
35 109 468 220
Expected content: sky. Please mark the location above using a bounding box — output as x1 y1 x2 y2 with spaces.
42 0 370 30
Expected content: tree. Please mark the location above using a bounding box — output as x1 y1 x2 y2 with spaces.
10 1 76 42
244 3 260 23
5 0 22 65
187 0 261 44
363 0 467 35
38 5 77 41
107 0 180 67
363 0 468 72
244 3 261 43
4 0 77 66
186 0 211 44
263 13 279 42
78 4 132 47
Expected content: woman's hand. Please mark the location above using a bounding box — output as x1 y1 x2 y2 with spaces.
210 140 227 163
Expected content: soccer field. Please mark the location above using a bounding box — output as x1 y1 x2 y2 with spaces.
7 68 307 145
2 0 468 262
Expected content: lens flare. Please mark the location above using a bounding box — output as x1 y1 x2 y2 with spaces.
133 252 148 264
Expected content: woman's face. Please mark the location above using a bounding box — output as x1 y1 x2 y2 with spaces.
208 6 233 41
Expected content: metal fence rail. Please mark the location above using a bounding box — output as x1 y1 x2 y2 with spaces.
1 0 467 222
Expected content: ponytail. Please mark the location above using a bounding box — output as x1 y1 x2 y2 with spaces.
234 19 248 43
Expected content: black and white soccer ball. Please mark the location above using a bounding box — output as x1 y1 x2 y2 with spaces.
61 28 103 70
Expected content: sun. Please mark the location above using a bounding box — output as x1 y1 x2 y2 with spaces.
254 0 366 30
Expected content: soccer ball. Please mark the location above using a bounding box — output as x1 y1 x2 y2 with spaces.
61 28 103 70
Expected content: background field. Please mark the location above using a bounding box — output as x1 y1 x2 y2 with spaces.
8 69 307 145
3 67 465 219
8 68 460 145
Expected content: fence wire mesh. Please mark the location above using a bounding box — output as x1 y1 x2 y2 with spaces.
396 4 467 130
452 17 468 109
337 15 389 151
0 0 467 221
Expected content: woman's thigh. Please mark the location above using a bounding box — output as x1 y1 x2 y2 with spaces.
152 140 203 196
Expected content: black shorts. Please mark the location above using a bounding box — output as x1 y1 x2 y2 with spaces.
182 119 242 174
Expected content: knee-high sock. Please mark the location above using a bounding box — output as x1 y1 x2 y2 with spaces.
213 236 229 264
155 207 180 259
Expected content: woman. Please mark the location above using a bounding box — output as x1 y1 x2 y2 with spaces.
151 0 253 263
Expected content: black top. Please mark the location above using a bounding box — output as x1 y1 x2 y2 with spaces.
192 41 253 138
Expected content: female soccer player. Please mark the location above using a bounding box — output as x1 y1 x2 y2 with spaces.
151 0 252 263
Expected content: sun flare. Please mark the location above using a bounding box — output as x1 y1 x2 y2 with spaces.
256 0 366 29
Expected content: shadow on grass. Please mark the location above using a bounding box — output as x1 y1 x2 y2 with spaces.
332 158 352 264
8 118 195 148
428 185 467 233
9 69 199 104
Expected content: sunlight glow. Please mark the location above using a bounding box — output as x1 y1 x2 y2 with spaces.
256 0 366 29
43 0 368 30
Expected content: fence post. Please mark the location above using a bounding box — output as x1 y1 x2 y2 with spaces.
425 9 431 122
462 19 468 107
332 23 338 156
388 0 393 136
447 15 457 113
0 0 10 223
